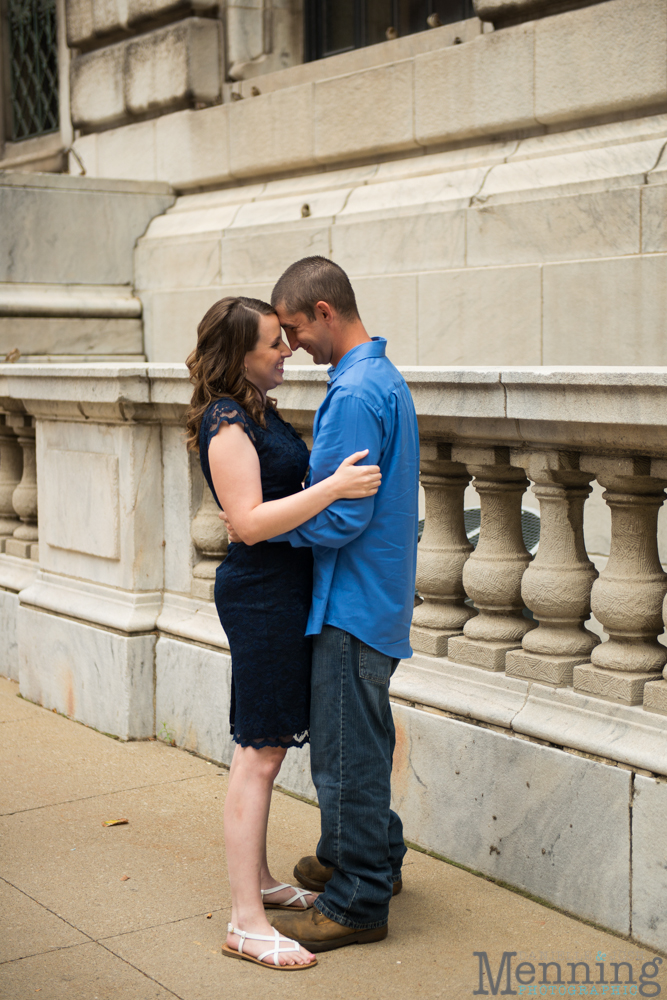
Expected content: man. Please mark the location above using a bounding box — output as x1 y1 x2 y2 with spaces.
268 256 419 951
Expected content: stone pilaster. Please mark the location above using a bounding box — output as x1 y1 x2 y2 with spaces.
574 457 667 706
0 414 22 551
410 441 475 657
505 451 599 685
5 415 38 561
191 485 228 601
447 446 535 671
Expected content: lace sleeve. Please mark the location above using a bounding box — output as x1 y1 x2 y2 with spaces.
204 398 256 447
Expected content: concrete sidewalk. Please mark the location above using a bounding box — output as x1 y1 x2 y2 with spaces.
1 674 664 1000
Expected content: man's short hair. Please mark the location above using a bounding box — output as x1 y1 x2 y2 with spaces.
271 256 360 322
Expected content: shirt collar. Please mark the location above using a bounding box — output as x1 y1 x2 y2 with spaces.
327 337 387 384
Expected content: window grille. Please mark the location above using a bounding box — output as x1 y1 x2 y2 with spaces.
7 0 59 141
305 0 476 61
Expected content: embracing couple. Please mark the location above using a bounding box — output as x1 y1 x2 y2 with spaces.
185 257 419 970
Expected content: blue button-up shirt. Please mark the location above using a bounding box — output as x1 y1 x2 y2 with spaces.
273 338 419 659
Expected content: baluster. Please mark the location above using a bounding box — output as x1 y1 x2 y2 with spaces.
644 457 667 713
0 415 22 551
448 446 535 671
191 484 228 601
574 456 667 705
410 441 475 657
4 415 38 561
505 451 599 685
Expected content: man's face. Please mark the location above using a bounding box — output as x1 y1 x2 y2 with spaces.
275 303 334 366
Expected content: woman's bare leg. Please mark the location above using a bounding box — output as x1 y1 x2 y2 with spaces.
224 743 315 966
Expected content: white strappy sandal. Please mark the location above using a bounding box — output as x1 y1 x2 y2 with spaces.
261 882 315 910
222 923 317 970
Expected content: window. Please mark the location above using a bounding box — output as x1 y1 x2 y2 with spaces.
305 0 476 61
6 0 59 141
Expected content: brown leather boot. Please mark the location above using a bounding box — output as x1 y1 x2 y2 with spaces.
293 855 402 896
269 907 388 953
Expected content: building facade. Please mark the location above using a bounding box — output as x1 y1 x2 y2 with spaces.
2 0 667 954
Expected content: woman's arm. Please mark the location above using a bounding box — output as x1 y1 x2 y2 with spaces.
208 422 380 546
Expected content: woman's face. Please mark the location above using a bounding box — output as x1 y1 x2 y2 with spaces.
244 312 292 397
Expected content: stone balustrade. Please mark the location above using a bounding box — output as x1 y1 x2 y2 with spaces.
2 361 667 949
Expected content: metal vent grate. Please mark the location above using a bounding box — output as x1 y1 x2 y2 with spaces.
417 508 541 553
8 0 59 141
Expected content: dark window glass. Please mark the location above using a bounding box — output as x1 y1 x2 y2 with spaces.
366 0 394 47
305 0 476 61
323 0 356 54
7 0 59 141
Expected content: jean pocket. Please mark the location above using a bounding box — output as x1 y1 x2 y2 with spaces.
358 642 398 685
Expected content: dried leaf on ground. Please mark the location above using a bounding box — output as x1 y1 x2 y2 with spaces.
102 818 128 827
120 875 130 881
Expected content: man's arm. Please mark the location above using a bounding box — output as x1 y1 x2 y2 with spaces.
273 390 383 549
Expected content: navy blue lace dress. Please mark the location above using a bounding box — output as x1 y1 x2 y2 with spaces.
199 398 313 749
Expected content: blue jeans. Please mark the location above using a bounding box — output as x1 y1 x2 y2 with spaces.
310 625 406 929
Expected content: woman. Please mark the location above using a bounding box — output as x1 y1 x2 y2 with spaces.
185 297 380 970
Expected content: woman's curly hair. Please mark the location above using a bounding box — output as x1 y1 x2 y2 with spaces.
185 296 278 451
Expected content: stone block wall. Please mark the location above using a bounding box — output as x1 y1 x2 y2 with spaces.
0 173 174 361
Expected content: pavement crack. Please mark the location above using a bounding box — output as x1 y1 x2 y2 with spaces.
95 905 231 943
0 772 214 818
94 943 186 999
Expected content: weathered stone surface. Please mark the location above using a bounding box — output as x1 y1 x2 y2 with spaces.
644 679 667 716
315 61 417 164
415 24 537 145
36 420 164 593
125 19 222 117
0 590 19 681
18 607 155 739
574 664 660 706
95 120 157 182
0 174 174 286
0 317 143 357
221 226 330 286
417 266 542 365
514 681 667 775
542 255 667 365
70 19 221 130
230 84 316 177
135 236 221 292
632 775 667 953
70 44 125 129
392 703 631 934
156 105 231 189
141 287 226 362
467 188 640 266
534 0 667 126
352 276 418 365
332 211 466 275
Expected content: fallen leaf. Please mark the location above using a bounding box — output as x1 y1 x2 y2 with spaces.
120 875 130 881
102 818 128 827
206 913 212 919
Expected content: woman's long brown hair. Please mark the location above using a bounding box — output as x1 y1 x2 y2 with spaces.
185 296 278 451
